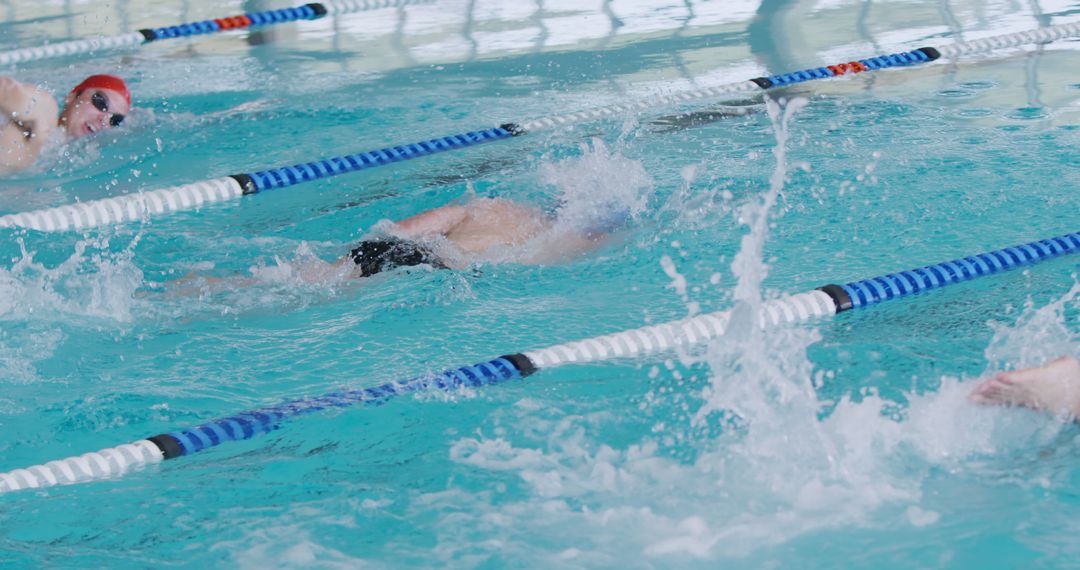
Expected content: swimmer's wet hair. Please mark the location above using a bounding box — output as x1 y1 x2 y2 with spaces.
348 238 445 277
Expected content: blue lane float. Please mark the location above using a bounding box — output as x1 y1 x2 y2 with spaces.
140 4 324 42
749 47 940 88
833 233 1080 309
0 0 434 67
3 21 1079 232
2 230 1078 493
234 126 516 193
149 356 530 458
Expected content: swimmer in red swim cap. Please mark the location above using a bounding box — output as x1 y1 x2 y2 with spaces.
1 73 133 174
59 74 132 138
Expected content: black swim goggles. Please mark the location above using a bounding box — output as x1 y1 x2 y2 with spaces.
91 91 125 128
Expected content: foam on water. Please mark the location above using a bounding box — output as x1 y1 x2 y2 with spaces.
0 236 144 324
214 523 374 570
0 236 145 390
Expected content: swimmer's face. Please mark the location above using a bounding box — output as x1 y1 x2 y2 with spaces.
59 88 130 138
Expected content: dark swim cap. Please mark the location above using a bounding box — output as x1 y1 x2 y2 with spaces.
348 238 445 277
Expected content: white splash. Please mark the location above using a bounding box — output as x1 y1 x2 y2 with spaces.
542 138 653 234
0 237 145 323
983 279 1080 371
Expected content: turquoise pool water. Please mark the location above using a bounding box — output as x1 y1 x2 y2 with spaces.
2 0 1080 566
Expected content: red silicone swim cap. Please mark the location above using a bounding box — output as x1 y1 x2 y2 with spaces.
69 74 132 107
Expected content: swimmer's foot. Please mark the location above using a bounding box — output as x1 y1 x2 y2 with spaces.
970 356 1080 419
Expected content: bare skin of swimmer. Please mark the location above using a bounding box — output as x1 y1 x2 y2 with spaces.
395 198 548 253
331 197 601 274
970 355 1080 419
0 76 130 173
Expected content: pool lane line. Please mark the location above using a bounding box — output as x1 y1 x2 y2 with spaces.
2 230 1079 494
2 21 1079 234
0 0 434 67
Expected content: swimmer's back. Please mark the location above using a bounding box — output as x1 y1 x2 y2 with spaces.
443 198 550 253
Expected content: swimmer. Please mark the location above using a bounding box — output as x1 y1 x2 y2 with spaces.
169 194 617 292
329 195 613 280
0 74 132 174
970 355 1080 419
649 99 764 133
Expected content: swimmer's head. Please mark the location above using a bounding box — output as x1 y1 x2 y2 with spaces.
59 75 132 138
348 239 445 277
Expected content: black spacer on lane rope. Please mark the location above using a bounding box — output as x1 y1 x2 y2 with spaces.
306 3 329 17
916 47 941 61
749 77 774 89
501 353 538 377
230 174 259 195
148 434 185 460
499 123 527 136
817 284 853 312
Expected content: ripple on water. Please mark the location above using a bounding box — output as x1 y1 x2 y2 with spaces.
937 89 976 99
1006 107 1048 120
958 81 996 90
956 108 993 118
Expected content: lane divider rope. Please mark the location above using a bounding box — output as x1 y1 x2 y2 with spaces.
3 229 1078 493
0 0 433 67
1 20 1077 233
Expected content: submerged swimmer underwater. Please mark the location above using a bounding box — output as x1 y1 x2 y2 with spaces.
2 0 1080 567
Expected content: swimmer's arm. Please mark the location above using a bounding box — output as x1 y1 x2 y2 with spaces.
391 205 468 239
0 77 58 131
0 77 58 169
